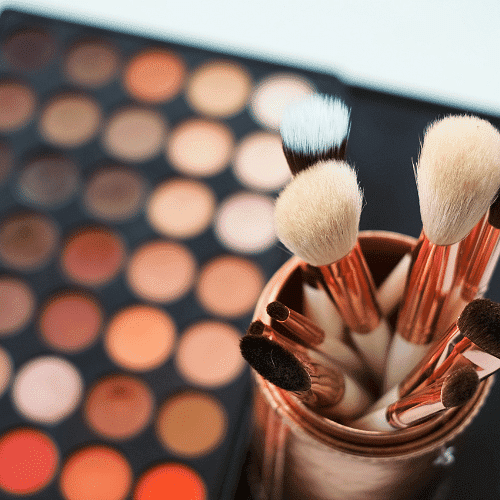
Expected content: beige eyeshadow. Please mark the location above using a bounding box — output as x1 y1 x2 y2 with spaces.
103 106 166 162
166 118 233 177
156 391 227 457
146 178 216 239
186 59 252 118
250 73 315 130
0 80 36 132
0 347 13 397
176 320 245 387
0 212 59 272
104 305 176 372
84 373 154 440
233 131 291 190
0 276 36 336
196 255 264 318
83 166 147 222
39 93 102 148
214 192 276 254
65 39 119 88
17 154 80 208
126 240 196 303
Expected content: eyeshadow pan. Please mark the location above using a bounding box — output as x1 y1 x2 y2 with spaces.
123 48 185 103
17 153 80 208
214 191 276 253
250 72 315 129
65 39 119 88
103 106 166 162
0 427 58 495
186 59 252 117
0 275 35 336
196 255 264 318
104 305 176 372
166 118 234 177
0 140 13 185
0 346 13 397
156 391 227 457
11 355 83 424
60 226 126 287
146 178 216 239
2 26 55 70
176 320 245 387
233 131 291 190
133 463 206 500
0 80 36 132
126 240 196 303
59 445 132 500
83 166 147 222
84 373 154 440
39 92 102 148
38 290 103 353
0 212 59 271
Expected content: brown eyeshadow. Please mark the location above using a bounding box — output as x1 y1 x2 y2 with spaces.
0 80 36 132
0 276 36 336
0 346 12 397
84 374 154 440
156 391 227 457
0 212 59 271
0 140 13 185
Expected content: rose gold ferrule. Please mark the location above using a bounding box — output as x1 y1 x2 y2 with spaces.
319 240 381 333
275 305 325 346
395 231 459 344
387 379 447 429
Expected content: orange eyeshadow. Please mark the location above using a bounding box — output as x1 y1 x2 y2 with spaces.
134 463 206 500
0 80 36 132
0 427 58 495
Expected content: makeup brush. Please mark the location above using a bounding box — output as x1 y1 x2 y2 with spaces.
373 298 500 410
353 366 479 431
384 115 500 390
264 302 365 375
279 93 350 175
274 160 391 378
240 334 371 420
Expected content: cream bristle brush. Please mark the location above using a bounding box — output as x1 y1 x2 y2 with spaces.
280 93 350 175
384 114 500 391
274 160 390 378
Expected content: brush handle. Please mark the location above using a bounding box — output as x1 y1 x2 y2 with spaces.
352 408 393 432
317 335 365 378
331 373 372 421
368 384 400 412
376 253 411 316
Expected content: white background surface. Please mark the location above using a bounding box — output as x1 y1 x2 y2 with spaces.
3 0 500 116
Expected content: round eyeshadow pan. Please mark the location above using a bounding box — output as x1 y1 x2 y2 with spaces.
83 166 147 222
126 240 196 303
166 118 234 177
214 191 276 254
196 255 264 318
0 80 36 132
133 463 206 500
11 355 84 424
0 212 59 272
186 59 252 117
84 373 154 440
0 346 13 397
60 226 126 287
0 275 35 336
146 178 216 239
123 48 185 103
0 140 13 185
250 72 315 130
156 391 227 457
0 427 58 495
65 39 119 88
104 304 176 372
233 131 291 191
59 445 132 500
17 154 80 208
39 92 102 148
103 106 166 162
176 320 245 388
38 290 103 353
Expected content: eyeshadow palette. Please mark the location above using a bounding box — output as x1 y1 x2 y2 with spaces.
0 7 349 500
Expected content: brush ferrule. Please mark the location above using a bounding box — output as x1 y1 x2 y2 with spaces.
274 305 325 346
299 363 346 409
318 241 381 333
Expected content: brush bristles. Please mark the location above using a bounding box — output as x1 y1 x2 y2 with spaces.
441 366 479 408
457 298 500 357
416 115 500 245
266 301 289 321
247 320 266 336
274 160 362 266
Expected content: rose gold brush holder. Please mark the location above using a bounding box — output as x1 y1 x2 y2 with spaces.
248 231 494 500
